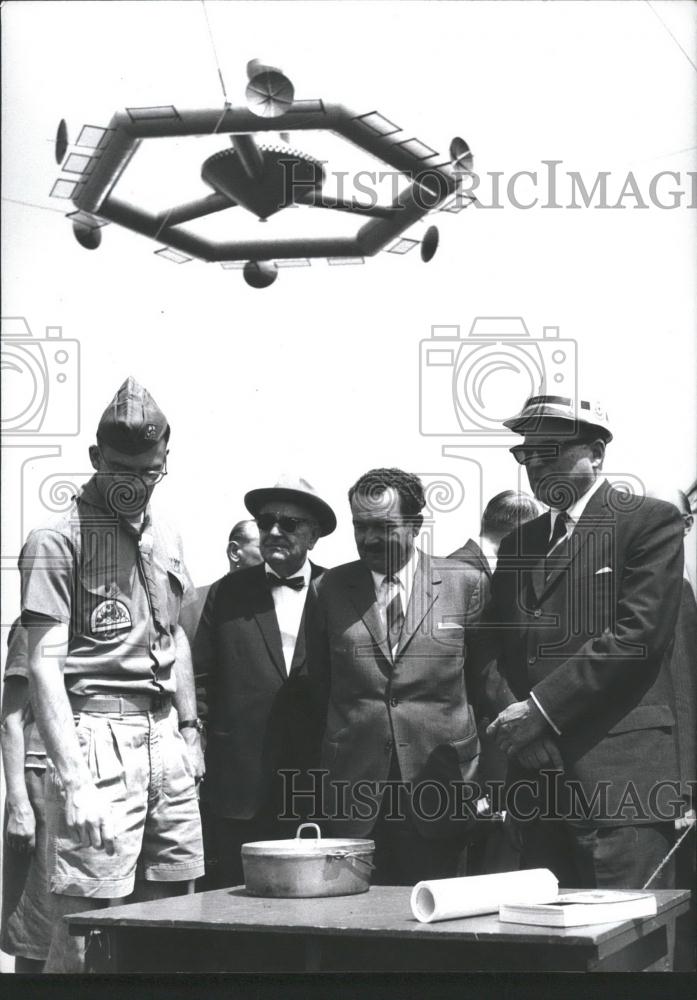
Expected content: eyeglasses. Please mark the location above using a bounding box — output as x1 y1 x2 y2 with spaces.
509 440 586 466
510 442 558 466
101 456 168 485
256 512 314 533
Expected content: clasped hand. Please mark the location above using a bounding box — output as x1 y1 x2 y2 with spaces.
487 698 563 771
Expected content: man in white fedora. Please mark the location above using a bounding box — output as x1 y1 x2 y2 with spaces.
194 476 336 887
473 390 685 892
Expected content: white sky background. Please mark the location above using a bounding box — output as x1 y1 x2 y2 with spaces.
1 0 696 624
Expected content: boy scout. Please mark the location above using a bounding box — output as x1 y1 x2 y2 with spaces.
20 377 204 972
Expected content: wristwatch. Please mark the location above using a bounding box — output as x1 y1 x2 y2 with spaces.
179 718 205 734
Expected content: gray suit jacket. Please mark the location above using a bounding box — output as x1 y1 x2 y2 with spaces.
307 551 487 838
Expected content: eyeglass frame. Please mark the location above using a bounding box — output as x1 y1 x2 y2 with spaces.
509 436 597 466
255 512 317 534
97 451 169 485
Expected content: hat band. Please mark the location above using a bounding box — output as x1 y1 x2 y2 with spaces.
526 395 592 411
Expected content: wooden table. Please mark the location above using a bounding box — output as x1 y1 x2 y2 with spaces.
67 886 689 973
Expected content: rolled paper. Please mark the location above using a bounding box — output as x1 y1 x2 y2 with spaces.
411 868 558 923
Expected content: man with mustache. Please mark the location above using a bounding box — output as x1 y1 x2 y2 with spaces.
475 391 685 892
195 476 335 887
20 378 204 971
307 468 486 884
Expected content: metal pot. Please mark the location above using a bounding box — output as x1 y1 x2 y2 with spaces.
242 823 375 898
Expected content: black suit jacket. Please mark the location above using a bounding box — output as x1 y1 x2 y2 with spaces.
472 481 684 824
195 561 325 820
670 578 697 805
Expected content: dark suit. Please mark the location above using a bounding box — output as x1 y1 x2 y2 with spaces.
307 551 485 882
447 539 516 873
670 579 697 806
194 561 324 885
670 578 697 969
473 481 685 888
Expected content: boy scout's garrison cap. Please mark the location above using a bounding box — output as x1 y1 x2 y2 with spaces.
97 377 170 454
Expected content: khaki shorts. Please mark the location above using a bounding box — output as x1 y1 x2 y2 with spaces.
46 705 204 898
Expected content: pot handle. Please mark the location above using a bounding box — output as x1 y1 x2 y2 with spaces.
328 851 376 871
295 822 322 841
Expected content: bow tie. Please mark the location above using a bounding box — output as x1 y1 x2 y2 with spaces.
268 575 305 591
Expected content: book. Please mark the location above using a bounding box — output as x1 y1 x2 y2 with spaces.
498 890 657 927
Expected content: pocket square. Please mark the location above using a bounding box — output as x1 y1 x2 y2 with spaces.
595 566 613 575
437 622 464 630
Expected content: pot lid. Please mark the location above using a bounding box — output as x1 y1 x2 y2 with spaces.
242 837 375 857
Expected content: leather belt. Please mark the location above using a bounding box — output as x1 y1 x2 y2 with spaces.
69 693 172 714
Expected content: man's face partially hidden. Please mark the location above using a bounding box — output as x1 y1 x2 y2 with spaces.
228 523 262 572
510 429 603 509
351 486 420 575
90 439 168 516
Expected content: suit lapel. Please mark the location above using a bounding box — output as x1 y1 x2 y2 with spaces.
347 563 393 666
251 567 286 681
537 481 613 600
288 563 325 676
395 552 439 660
530 513 552 601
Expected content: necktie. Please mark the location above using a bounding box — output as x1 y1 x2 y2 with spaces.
545 511 569 580
384 576 404 651
268 575 305 591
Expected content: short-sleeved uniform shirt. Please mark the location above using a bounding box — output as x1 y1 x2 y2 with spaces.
19 478 193 697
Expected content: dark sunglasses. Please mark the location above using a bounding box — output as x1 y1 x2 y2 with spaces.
256 512 314 533
509 438 588 466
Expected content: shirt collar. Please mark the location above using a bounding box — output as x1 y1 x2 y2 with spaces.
371 547 420 601
479 536 499 573
265 559 312 586
549 476 606 538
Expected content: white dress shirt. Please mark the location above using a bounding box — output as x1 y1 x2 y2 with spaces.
265 559 312 675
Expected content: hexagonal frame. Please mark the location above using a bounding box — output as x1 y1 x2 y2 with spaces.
64 102 461 263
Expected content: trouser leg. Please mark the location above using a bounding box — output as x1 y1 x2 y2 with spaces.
44 894 108 973
570 823 676 889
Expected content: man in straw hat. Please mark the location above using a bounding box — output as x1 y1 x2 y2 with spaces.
473 390 685 892
20 377 204 971
195 475 335 887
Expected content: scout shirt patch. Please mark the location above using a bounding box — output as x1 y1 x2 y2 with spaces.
90 599 133 638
